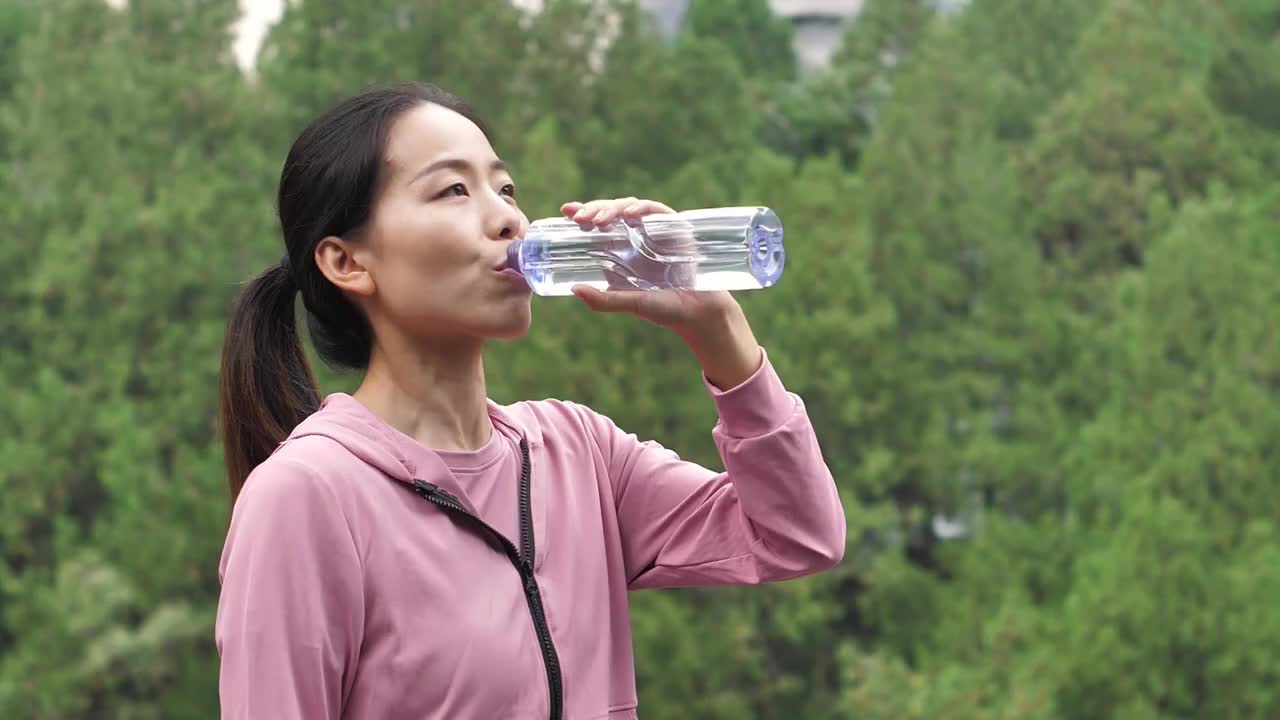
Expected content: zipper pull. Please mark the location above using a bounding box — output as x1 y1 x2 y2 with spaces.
520 560 539 595
414 480 469 513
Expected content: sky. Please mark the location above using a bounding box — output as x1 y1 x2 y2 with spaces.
232 0 284 70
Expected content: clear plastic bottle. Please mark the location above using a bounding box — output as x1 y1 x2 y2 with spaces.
503 206 785 296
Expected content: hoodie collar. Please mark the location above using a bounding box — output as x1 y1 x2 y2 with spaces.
282 393 541 512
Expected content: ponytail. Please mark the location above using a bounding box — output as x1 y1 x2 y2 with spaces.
218 257 321 506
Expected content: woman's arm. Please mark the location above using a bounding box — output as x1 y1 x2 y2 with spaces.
215 458 364 719
579 348 847 590
565 197 848 590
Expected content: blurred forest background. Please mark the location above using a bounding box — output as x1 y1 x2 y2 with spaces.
1 0 1279 717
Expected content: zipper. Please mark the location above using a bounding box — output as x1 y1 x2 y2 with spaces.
412 437 564 720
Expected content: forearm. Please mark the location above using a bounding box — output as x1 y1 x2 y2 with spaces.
605 347 847 590
680 303 763 391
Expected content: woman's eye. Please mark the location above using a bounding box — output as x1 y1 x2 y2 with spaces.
500 183 517 198
441 183 468 197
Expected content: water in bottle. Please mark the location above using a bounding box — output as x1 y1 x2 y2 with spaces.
503 206 785 296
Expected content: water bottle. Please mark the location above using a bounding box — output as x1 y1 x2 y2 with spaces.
503 206 785 296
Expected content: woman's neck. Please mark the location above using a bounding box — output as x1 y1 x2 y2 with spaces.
352 336 492 452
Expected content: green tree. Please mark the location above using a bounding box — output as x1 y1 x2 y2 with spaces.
832 4 1280 717
844 15 1052 578
957 0 1107 140
1020 0 1245 279
0 0 33 107
683 0 796 85
1048 188 1280 718
500 0 621 160
255 0 528 148
0 0 266 715
764 0 936 166
579 29 758 197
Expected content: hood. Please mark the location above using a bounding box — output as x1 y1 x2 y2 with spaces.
280 393 542 508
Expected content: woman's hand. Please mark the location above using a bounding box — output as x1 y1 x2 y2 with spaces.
561 198 764 389
561 198 736 333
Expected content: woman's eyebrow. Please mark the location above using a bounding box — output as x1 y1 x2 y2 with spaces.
409 157 508 186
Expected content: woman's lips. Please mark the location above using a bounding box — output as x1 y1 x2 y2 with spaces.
495 267 528 285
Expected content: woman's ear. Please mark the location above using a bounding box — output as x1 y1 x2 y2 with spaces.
315 236 376 298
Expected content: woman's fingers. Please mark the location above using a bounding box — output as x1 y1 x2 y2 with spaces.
621 199 676 218
571 285 643 314
564 197 670 228
593 197 638 227
572 199 607 222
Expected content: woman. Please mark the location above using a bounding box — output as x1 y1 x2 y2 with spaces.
215 81 846 720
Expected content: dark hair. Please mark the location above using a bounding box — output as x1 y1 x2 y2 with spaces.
218 81 490 505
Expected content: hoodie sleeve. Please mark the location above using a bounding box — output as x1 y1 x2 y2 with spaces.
581 349 847 591
215 457 364 720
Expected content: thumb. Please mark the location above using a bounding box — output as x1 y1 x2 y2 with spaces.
572 285 641 314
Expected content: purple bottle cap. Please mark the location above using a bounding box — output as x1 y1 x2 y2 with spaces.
503 240 521 272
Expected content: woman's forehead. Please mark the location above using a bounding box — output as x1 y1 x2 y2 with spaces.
384 104 499 177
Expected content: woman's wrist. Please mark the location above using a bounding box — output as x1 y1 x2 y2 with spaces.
681 305 763 390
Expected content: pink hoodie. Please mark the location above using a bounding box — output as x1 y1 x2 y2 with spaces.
215 350 846 719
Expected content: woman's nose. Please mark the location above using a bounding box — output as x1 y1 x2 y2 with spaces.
490 197 526 241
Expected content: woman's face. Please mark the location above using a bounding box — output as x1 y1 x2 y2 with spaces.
344 103 533 345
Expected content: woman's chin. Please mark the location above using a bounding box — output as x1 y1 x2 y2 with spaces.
487 307 532 340
489 325 531 341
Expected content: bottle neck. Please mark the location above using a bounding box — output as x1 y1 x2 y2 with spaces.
505 239 522 271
